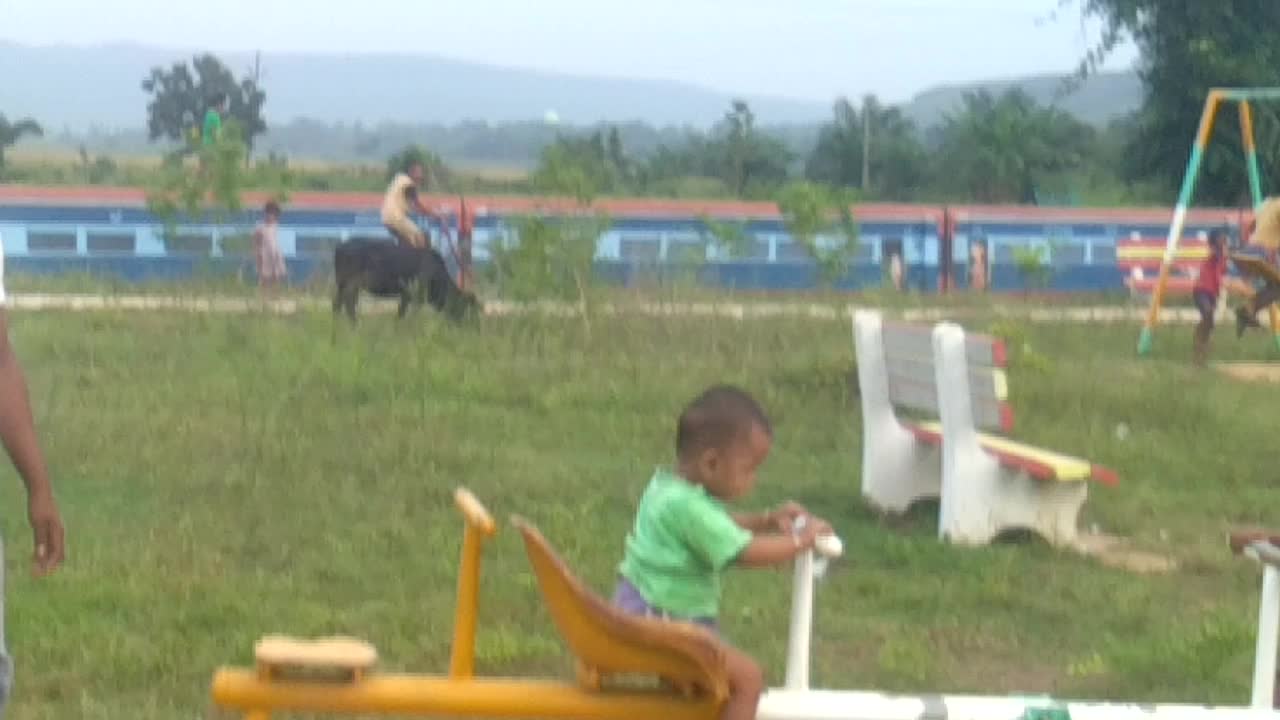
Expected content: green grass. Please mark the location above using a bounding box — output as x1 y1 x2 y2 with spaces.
0 292 1277 718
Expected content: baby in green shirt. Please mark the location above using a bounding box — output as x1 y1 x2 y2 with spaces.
613 384 832 720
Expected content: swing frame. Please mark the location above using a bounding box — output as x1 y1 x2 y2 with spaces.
1138 87 1280 356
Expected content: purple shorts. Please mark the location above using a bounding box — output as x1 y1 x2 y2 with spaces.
612 578 720 634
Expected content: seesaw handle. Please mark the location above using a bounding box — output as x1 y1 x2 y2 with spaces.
792 515 844 559
454 488 496 536
814 533 844 558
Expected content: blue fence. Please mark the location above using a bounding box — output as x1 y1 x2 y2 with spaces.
0 201 1235 293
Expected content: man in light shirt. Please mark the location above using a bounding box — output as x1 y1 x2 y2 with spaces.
381 161 445 249
1235 197 1280 336
0 234 66 714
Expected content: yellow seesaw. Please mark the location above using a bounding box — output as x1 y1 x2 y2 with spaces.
210 487 731 720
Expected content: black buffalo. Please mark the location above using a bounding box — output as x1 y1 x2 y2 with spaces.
332 238 481 323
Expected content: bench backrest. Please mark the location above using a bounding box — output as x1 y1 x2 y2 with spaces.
511 516 730 705
879 320 1013 433
1117 234 1208 274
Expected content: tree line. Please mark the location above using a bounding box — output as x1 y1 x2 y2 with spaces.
4 0 1280 210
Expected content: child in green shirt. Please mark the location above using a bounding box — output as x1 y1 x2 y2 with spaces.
613 384 832 720
202 93 227 147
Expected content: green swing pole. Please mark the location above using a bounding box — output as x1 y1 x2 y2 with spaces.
1238 99 1280 352
1242 102 1265 204
1138 91 1221 356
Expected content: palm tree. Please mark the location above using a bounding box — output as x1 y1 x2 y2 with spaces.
0 115 44 169
936 90 1094 203
805 95 926 198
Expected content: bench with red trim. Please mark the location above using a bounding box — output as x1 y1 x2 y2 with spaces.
1117 233 1210 296
852 311 1117 547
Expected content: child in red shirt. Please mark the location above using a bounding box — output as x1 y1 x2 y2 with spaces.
1192 228 1229 366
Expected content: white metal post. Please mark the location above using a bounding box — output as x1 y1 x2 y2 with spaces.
1253 562 1280 709
784 547 814 691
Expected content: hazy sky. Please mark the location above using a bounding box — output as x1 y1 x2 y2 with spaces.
2 0 1139 103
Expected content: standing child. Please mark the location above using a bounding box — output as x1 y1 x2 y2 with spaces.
252 201 287 292
613 384 833 720
1191 228 1229 366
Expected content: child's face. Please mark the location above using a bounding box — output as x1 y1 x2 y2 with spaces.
696 423 772 502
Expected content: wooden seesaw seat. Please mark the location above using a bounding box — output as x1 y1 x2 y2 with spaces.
253 635 378 683
513 515 730 703
210 488 727 720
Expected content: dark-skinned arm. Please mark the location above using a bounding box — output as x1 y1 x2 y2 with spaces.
734 531 815 568
0 310 64 576
732 510 777 533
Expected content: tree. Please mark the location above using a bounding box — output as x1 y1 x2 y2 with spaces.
1068 0 1280 205
145 120 251 250
0 115 43 170
776 181 860 288
712 100 792 198
142 54 267 153
805 95 927 199
386 144 451 189
530 127 633 199
934 89 1096 203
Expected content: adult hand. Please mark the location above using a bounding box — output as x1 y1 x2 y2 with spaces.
28 490 64 577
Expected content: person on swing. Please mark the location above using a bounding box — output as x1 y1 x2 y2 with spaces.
1235 197 1280 337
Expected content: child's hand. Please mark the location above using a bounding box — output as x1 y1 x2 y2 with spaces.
770 501 809 533
799 516 834 546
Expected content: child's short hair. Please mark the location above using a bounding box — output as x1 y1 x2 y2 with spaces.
264 201 281 216
676 385 772 460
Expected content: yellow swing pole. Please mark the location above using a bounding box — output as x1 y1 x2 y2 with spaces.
1139 92 1222 355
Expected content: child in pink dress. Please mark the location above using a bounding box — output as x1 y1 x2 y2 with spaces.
253 201 286 291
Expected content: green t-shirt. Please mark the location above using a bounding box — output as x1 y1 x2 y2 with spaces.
202 109 222 146
618 467 752 619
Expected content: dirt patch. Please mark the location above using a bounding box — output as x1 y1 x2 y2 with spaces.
1216 362 1280 384
1073 531 1177 574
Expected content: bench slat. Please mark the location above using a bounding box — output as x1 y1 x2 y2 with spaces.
1118 261 1201 273
890 381 1012 433
882 322 1006 368
887 357 1007 401
1117 238 1208 276
908 422 1118 485
1127 277 1197 293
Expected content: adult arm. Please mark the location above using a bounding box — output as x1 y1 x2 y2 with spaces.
0 310 64 576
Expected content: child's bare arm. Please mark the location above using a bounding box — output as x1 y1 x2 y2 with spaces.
731 510 776 532
734 526 824 568
733 501 813 533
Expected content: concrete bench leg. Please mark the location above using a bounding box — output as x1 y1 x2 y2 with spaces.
942 465 1088 547
931 322 1087 547
853 311 942 513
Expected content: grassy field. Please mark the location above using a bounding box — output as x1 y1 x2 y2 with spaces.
0 291 1277 718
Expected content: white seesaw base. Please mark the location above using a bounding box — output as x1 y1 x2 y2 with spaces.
758 689 1280 720
760 529 1280 720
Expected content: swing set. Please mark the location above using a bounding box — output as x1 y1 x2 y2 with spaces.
1138 87 1280 356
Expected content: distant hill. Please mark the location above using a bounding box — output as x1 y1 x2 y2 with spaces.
903 71 1143 129
0 40 1144 166
0 40 830 131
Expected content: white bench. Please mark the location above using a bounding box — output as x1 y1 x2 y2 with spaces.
852 310 1118 547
